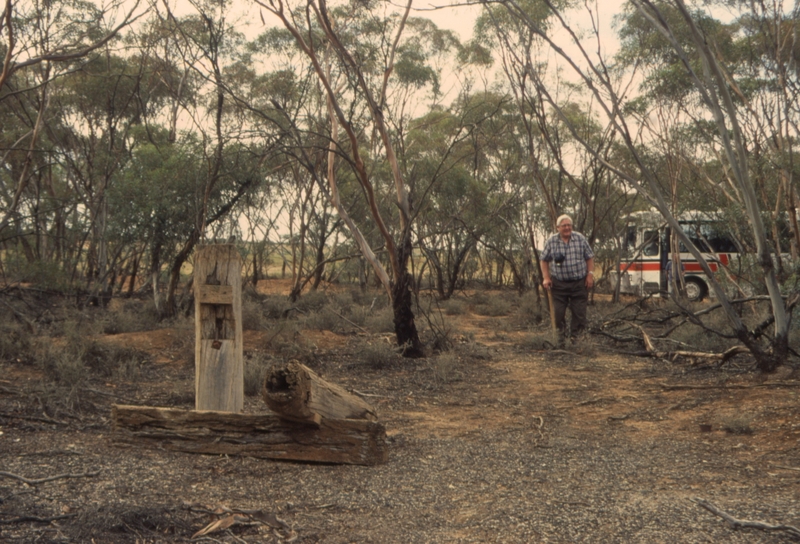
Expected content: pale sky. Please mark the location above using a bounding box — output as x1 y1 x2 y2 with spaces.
212 0 630 51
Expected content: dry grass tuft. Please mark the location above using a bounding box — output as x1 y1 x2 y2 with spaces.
243 350 273 397
721 415 755 435
357 339 403 369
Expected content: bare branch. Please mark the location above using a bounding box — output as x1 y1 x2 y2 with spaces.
0 469 101 486
692 497 800 538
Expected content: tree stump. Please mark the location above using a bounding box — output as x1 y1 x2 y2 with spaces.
263 360 377 424
194 244 243 412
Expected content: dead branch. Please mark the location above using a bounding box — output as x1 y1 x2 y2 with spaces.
331 310 369 333
627 344 750 363
662 382 800 391
630 323 655 353
0 513 77 525
751 292 800 340
692 497 800 538
0 469 101 485
770 464 800 473
185 503 294 541
657 316 689 339
667 295 738 339
0 412 68 425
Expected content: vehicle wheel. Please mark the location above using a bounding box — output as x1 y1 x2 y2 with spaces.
684 277 707 302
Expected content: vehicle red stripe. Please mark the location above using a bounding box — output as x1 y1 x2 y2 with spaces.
619 262 661 271
620 259 728 273
683 263 718 272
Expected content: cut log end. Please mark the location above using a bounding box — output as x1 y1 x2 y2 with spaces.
263 360 377 423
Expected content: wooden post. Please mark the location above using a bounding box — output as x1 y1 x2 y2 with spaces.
194 244 243 412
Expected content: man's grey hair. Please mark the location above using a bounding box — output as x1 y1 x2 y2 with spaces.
556 214 573 227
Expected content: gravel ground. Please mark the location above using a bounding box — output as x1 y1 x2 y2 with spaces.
1 324 799 543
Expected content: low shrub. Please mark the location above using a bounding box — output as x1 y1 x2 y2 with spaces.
38 322 151 385
516 291 545 326
241 297 268 331
244 351 273 397
0 320 34 364
362 307 395 334
358 340 402 369
295 291 329 313
263 321 309 359
517 331 553 351
102 298 161 334
440 298 467 316
303 306 343 332
721 415 754 435
429 351 463 387
261 295 293 319
473 295 513 317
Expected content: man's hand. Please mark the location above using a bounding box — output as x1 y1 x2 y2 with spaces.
585 273 594 289
543 278 552 290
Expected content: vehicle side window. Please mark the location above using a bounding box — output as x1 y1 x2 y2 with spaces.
642 230 659 256
624 226 637 257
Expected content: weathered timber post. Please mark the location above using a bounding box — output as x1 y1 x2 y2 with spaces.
194 244 243 412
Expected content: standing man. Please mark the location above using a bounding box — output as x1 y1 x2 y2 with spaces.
541 215 594 341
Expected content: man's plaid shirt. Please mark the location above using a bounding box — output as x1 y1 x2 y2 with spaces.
541 231 594 281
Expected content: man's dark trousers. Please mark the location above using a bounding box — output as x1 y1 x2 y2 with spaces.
551 277 588 338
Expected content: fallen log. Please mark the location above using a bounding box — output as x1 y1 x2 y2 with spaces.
111 404 388 466
263 360 377 424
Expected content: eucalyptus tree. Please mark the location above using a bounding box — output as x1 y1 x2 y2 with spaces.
408 91 514 298
492 0 793 370
256 0 462 356
230 28 356 299
50 50 184 303
473 0 632 297
151 0 266 316
0 0 146 240
732 2 800 261
473 0 563 227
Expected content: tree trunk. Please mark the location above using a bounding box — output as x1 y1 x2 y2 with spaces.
392 239 424 357
126 254 138 298
165 230 201 317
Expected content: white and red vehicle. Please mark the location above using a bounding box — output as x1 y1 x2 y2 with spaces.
616 210 739 301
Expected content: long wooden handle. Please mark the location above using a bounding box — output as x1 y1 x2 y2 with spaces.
546 288 558 343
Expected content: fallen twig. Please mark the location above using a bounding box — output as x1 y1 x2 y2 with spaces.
352 389 385 398
662 382 800 391
692 497 800 538
0 469 101 485
331 310 369 333
0 412 69 425
0 513 77 524
187 504 295 541
769 464 800 473
630 323 656 353
0 412 69 426
632 345 750 362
